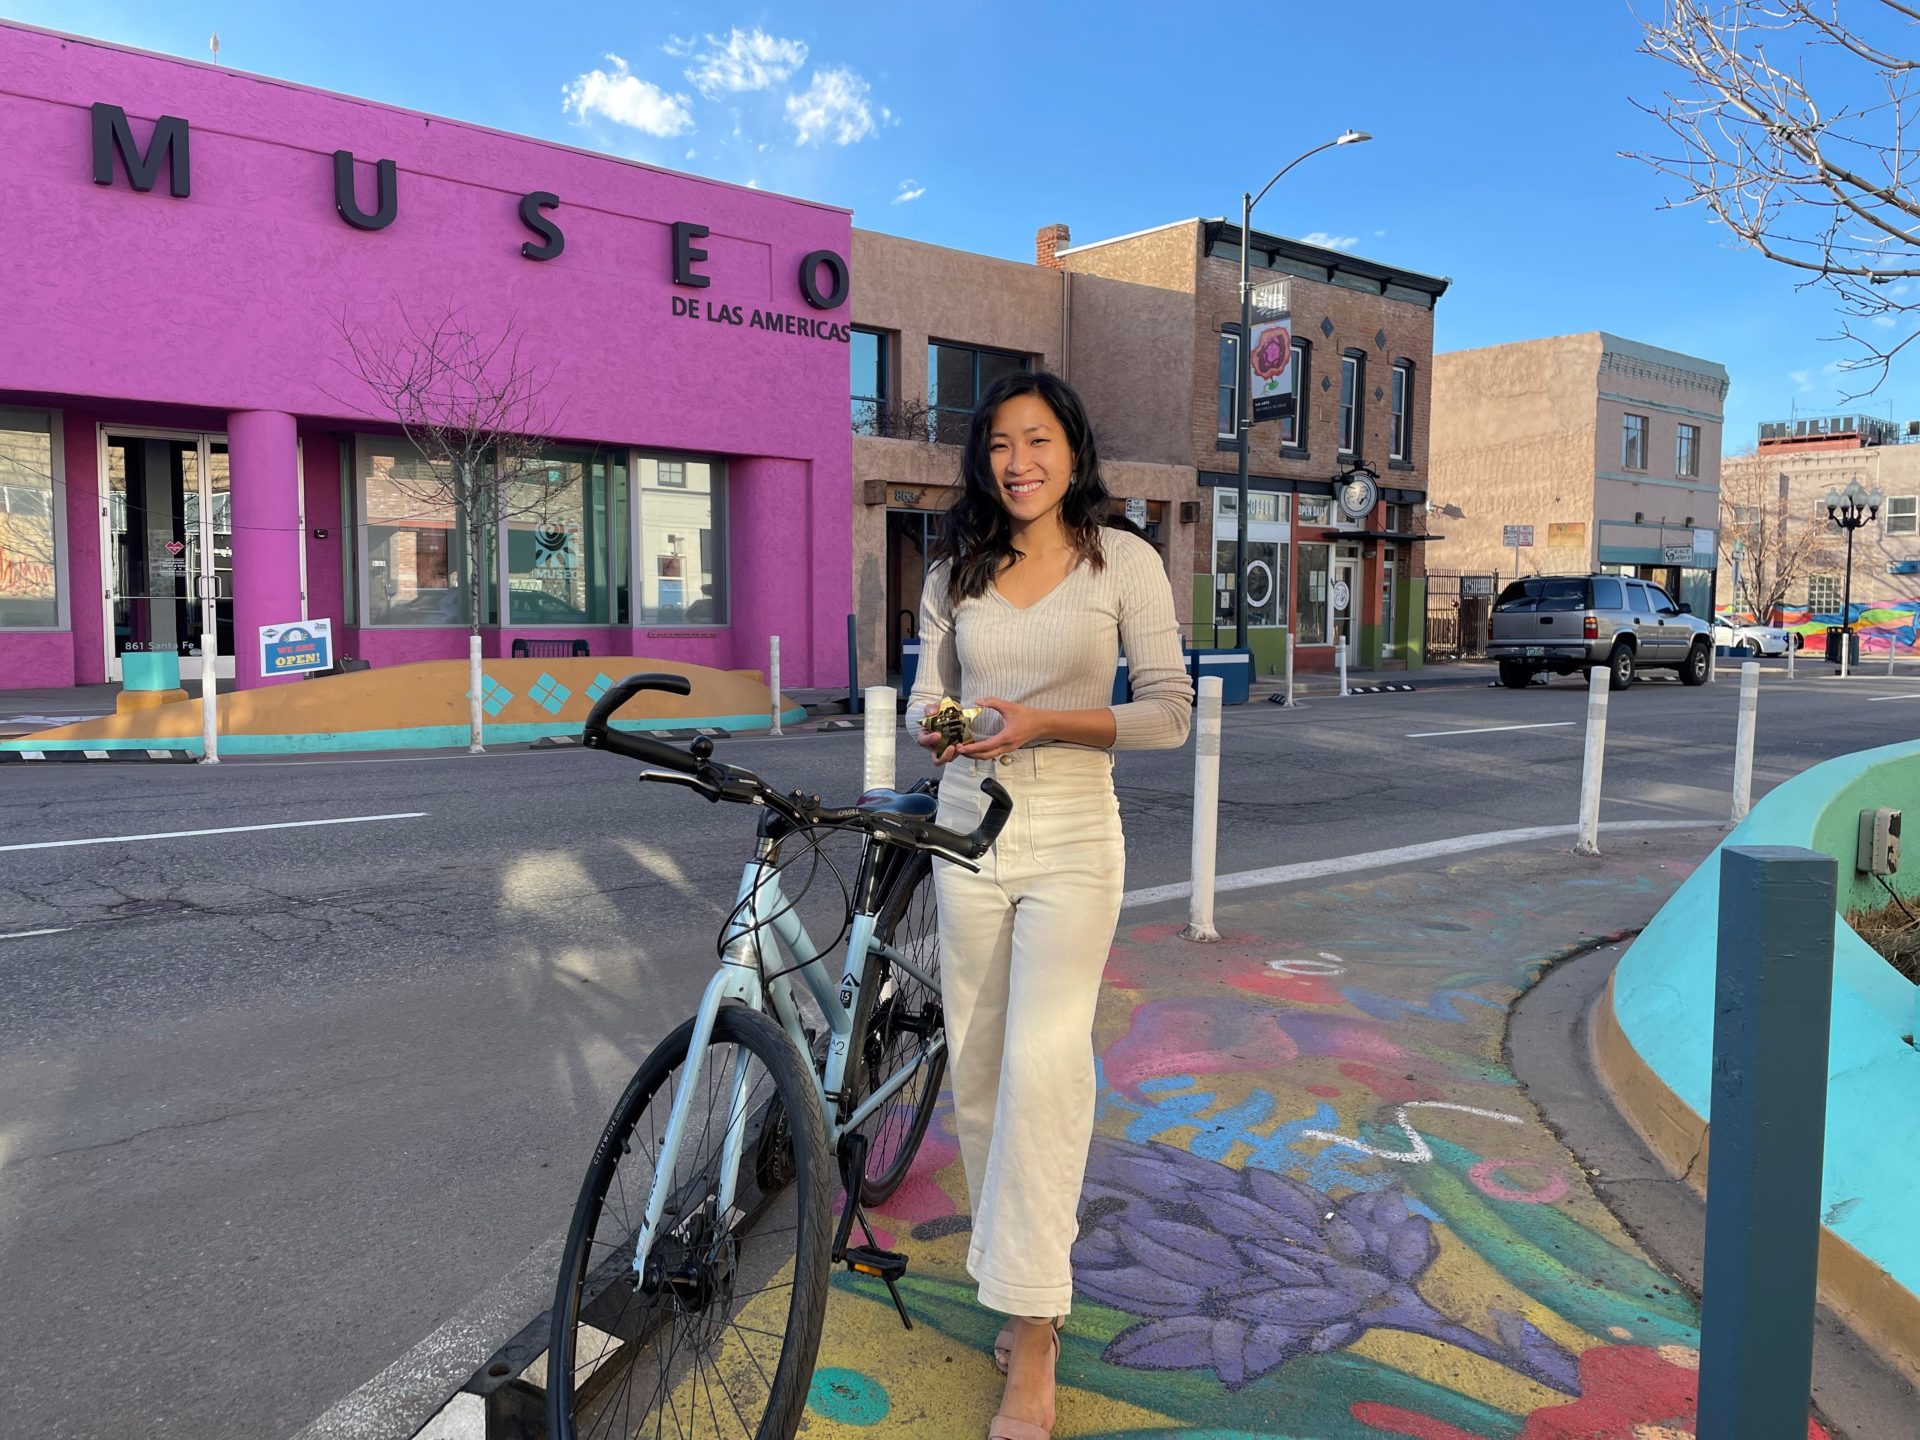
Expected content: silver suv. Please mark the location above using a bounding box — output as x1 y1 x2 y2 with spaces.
1489 574 1713 691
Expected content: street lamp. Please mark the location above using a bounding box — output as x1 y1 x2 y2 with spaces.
1233 129 1372 651
1824 477 1883 664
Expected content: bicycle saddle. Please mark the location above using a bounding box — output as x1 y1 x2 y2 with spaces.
855 789 939 818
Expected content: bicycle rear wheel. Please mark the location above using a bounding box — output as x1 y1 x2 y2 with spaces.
852 850 947 1205
548 1005 832 1440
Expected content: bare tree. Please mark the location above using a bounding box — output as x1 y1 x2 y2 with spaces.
854 396 942 443
1717 454 1844 620
335 302 565 752
1630 1 1920 394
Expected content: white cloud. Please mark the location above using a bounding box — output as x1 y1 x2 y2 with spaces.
1788 368 1813 392
787 67 880 145
562 55 694 137
685 148 696 160
892 179 925 204
1300 231 1361 252
1373 229 1388 237
1872 312 1899 329
662 34 696 58
685 27 808 99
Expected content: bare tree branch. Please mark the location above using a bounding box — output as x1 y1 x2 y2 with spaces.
1629 0 1920 393
1718 452 1846 619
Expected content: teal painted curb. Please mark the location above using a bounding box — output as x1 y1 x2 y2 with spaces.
0 707 810 757
1612 740 1920 1311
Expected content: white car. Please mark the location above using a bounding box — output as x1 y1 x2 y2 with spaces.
1712 614 1801 656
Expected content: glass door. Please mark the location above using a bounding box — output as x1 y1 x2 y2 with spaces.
1332 553 1359 663
103 431 233 682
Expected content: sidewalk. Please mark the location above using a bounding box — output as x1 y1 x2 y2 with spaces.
796 829 1847 1438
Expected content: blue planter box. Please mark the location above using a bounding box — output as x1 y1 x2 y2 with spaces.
1188 647 1252 705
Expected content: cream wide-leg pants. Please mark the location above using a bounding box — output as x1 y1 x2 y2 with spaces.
932 746 1125 1318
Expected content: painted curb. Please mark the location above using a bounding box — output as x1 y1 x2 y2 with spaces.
0 746 195 763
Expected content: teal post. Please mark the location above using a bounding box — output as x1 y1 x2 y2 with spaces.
1696 845 1837 1440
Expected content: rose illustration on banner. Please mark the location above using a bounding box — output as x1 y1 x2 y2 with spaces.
1251 327 1292 380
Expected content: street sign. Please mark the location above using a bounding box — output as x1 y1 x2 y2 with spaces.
1502 524 1534 547
1461 576 1494 597
1125 496 1148 527
259 618 334 676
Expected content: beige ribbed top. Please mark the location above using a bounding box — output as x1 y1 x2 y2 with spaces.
906 527 1194 751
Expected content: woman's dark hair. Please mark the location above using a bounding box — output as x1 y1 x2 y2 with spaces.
933 370 1112 601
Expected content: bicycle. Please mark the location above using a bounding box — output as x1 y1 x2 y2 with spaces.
548 673 1012 1440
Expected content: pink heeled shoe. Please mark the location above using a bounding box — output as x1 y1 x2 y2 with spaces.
988 1318 1059 1440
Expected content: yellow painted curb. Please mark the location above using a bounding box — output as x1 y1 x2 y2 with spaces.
1590 971 1920 1381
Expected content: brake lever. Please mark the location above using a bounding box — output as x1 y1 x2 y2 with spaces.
638 768 725 803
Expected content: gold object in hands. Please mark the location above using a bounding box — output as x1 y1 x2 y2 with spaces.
921 696 981 750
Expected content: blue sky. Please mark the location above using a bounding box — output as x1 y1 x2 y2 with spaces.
8 0 1902 450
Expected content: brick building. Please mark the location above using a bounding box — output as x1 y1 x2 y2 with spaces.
1055 219 1450 674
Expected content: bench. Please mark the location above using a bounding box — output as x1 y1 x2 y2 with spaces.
511 638 591 659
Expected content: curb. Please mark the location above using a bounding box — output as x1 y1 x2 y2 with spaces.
0 746 195 763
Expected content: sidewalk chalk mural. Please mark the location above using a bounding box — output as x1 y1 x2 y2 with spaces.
798 848 1829 1438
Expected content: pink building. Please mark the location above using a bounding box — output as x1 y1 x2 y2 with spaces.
0 22 853 691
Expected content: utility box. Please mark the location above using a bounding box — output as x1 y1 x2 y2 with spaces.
1857 807 1902 875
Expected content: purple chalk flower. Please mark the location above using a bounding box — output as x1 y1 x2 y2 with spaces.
1072 1140 1578 1393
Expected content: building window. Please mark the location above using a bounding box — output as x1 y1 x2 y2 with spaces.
1390 360 1412 462
1281 341 1309 448
1676 423 1700 479
360 437 491 627
1888 495 1918 535
851 328 890 436
1217 333 1240 441
0 408 59 629
1622 414 1648 471
637 455 726 625
1296 493 1336 526
1385 501 1410 534
1339 352 1364 456
1211 487 1289 629
929 342 1029 445
503 450 624 627
1808 573 1842 618
1295 541 1331 644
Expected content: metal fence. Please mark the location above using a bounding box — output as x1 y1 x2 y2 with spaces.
1425 572 1496 661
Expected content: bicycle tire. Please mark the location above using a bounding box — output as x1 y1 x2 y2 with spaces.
851 849 947 1205
547 1005 833 1440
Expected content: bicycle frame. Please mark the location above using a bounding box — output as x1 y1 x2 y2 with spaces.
628 840 943 1274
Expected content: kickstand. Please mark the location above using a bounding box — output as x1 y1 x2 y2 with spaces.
833 1134 914 1330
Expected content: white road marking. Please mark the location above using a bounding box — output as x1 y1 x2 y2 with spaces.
0 927 70 940
0 813 427 853
1405 721 1577 739
1865 693 1920 703
1121 819 1711 908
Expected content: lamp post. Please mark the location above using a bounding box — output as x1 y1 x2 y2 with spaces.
1233 129 1372 651
1824 477 1883 666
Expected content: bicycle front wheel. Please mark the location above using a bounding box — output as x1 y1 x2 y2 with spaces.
853 851 947 1205
548 1005 833 1440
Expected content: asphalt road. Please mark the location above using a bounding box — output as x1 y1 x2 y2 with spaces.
2 666 1916 1439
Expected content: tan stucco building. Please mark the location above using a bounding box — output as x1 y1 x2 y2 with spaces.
1426 333 1730 619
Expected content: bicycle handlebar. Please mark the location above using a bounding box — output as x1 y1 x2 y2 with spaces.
579 671 1014 864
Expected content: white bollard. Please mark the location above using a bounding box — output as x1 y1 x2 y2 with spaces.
468 632 486 753
1338 632 1350 698
1708 642 1718 684
768 635 783 737
864 685 897 793
1574 667 1610 856
1282 628 1296 708
1787 634 1796 681
199 629 220 765
1181 676 1225 943
1730 662 1759 826
1841 630 1852 680
1891 640 1900 678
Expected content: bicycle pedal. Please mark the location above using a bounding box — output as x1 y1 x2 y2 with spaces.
843 1245 907 1283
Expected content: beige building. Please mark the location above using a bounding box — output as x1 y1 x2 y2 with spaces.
849 228 1198 686
1427 332 1730 619
1722 416 1920 655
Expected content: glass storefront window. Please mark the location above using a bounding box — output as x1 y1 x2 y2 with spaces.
361 438 488 627
503 451 615 626
637 456 725 625
1215 538 1287 627
0 410 58 628
1297 494 1335 526
1295 542 1331 644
